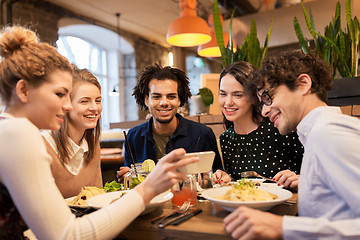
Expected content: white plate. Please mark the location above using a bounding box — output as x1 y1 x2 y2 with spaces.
261 182 283 188
86 190 173 215
179 151 215 174
243 178 266 184
65 196 90 209
202 186 292 212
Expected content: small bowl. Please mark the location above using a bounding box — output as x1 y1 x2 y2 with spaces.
178 151 215 174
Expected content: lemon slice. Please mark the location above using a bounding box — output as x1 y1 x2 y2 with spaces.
142 159 155 172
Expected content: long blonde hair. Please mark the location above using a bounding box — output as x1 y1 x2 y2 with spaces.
52 65 102 164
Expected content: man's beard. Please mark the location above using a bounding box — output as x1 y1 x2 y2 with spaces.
154 115 174 124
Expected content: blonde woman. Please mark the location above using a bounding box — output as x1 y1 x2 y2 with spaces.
41 66 103 198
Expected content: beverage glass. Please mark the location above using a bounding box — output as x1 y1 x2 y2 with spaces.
171 174 197 207
124 163 148 189
197 170 214 190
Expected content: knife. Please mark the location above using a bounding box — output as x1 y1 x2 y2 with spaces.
170 209 202 226
158 209 202 228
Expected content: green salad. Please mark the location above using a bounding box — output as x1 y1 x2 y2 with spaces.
102 180 124 192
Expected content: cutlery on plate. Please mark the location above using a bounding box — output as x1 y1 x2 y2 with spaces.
240 171 276 182
158 208 202 228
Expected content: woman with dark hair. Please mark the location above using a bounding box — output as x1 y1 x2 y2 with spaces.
214 61 304 187
41 66 103 198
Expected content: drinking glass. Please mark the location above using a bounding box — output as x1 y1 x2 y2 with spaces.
124 163 148 189
171 174 197 207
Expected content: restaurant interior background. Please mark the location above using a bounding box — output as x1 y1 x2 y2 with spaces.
1 0 359 183
1 0 359 136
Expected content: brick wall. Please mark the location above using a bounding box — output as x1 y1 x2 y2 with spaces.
11 1 62 45
340 105 360 119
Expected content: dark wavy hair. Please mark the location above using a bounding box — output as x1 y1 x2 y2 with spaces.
51 65 102 165
133 63 191 110
256 50 333 102
219 61 262 129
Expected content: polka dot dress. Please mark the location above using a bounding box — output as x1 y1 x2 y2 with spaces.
220 118 304 180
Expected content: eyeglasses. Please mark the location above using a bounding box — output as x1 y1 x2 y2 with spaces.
259 87 274 106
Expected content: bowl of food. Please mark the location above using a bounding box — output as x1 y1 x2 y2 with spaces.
202 180 292 212
178 151 215 174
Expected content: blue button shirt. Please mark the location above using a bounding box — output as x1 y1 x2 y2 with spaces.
124 114 222 171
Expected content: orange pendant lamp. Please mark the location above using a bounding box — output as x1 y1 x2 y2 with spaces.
167 0 211 47
198 14 235 58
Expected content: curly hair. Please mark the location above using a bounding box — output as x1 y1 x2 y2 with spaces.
219 61 262 129
133 63 191 110
256 50 333 102
0 26 73 105
51 65 102 165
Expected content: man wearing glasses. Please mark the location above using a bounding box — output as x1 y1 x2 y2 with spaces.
224 50 360 239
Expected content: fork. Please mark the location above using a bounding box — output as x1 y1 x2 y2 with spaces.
240 171 276 182
151 200 190 224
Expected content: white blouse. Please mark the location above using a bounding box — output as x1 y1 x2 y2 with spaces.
41 130 88 175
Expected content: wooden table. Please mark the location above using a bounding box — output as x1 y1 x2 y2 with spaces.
115 193 298 240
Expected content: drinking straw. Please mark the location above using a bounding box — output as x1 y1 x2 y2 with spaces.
123 131 138 175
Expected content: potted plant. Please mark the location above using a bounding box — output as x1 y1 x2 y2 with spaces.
212 0 273 68
294 0 359 78
294 0 360 106
190 87 214 115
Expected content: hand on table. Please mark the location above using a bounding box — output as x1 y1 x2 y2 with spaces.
213 169 232 184
273 170 299 190
134 148 199 205
224 206 283 240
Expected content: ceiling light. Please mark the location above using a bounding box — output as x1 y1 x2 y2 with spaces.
166 0 211 47
197 14 235 58
109 84 119 97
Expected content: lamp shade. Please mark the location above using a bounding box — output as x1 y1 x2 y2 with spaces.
198 14 236 58
167 0 211 47
198 31 230 57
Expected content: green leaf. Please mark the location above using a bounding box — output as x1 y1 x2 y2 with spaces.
213 0 226 66
198 87 214 106
294 16 310 54
262 16 273 62
333 16 341 39
316 32 351 76
335 2 341 21
301 2 319 49
228 8 236 62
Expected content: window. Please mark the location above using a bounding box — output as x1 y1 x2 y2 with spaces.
56 24 135 129
57 36 107 76
57 35 111 128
